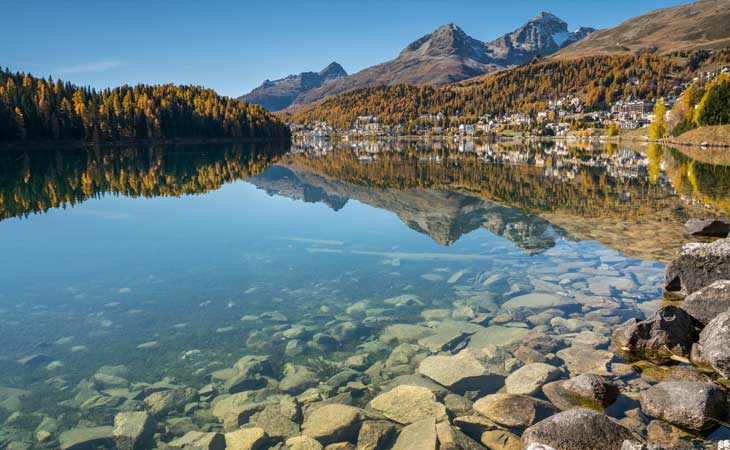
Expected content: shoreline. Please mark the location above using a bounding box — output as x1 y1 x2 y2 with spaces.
0 136 291 151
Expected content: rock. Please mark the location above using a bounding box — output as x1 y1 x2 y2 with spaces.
435 421 487 450
685 218 730 238
555 346 613 376
693 310 730 377
444 393 473 416
646 420 696 449
355 420 398 450
680 280 730 326
17 354 53 367
473 394 558 428
522 408 636 450
113 411 155 450
381 374 449 399
280 364 318 394
382 324 433 343
224 427 268 450
418 350 504 394
223 372 267 394
390 418 438 450
502 293 576 310
418 329 470 353
665 239 730 295
467 326 529 349
325 444 356 450
611 306 697 364
286 436 323 450
252 402 300 439
505 363 561 395
639 381 727 430
569 374 618 401
452 416 502 440
368 385 446 424
144 387 196 416
302 404 367 444
59 426 114 450
480 430 522 450
168 431 225 450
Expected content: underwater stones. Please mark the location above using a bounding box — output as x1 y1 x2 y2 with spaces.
390 418 438 450
680 280 730 326
693 310 730 377
92 372 129 389
502 293 576 311
369 385 447 424
168 431 225 450
16 354 53 368
522 409 635 450
452 415 502 439
113 411 155 450
311 333 339 352
480 430 522 450
381 374 449 400
286 436 324 450
384 294 423 308
611 306 697 364
381 324 433 344
542 375 619 411
444 393 474 416
640 381 728 430
251 402 300 439
435 421 487 450
59 426 114 450
280 364 318 394
473 394 558 428
301 404 367 444
587 276 635 297
555 345 613 376
329 321 369 343
223 373 267 394
224 427 268 450
684 218 730 238
467 326 529 349
505 363 562 395
664 239 730 295
355 420 398 450
418 350 504 394
384 344 421 368
144 387 196 416
417 329 470 353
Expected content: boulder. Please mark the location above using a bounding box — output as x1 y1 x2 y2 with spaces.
435 421 487 450
302 404 367 444
505 363 561 395
452 416 502 440
224 428 268 450
113 411 155 450
665 239 730 295
555 346 612 376
639 381 727 430
390 418 438 450
168 431 225 450
611 306 697 364
542 374 619 411
692 310 730 377
251 402 300 439
368 385 446 424
355 420 398 450
59 426 114 450
280 364 318 394
418 349 504 394
521 408 636 450
501 293 577 310
473 394 558 428
685 218 730 238
144 387 196 416
480 430 522 450
680 280 730 326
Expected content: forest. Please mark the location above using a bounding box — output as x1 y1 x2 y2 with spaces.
0 69 290 143
292 50 730 129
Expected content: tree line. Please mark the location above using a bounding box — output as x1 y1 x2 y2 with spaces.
0 68 291 143
292 50 730 129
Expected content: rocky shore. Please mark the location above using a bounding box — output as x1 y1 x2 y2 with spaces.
2 236 729 450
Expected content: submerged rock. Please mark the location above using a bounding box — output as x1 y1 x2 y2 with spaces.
59 426 114 450
612 306 697 364
144 387 196 416
555 345 613 376
435 421 487 450
685 218 730 238
355 420 398 450
113 411 155 450
640 381 727 430
692 310 730 377
369 385 446 424
504 363 561 395
224 427 268 450
390 418 438 450
521 408 636 450
561 374 618 408
286 436 323 450
665 239 730 295
680 280 730 326
418 349 504 394
473 394 558 428
301 404 366 444
168 431 226 450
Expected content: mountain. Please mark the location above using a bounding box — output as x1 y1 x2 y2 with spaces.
240 13 592 111
239 62 347 111
555 0 730 58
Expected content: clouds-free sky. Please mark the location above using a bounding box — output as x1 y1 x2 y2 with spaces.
2 0 691 97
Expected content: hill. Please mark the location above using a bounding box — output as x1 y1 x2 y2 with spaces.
555 0 730 58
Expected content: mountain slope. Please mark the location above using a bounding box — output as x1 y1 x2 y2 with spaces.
291 15 592 108
555 0 730 58
239 62 347 111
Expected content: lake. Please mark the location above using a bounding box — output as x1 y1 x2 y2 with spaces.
1 140 729 448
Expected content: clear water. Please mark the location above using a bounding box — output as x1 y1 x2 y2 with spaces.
1 140 728 447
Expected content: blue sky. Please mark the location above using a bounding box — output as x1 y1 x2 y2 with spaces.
2 0 690 97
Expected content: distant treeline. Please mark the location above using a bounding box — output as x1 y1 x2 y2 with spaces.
0 68 290 143
292 50 730 129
